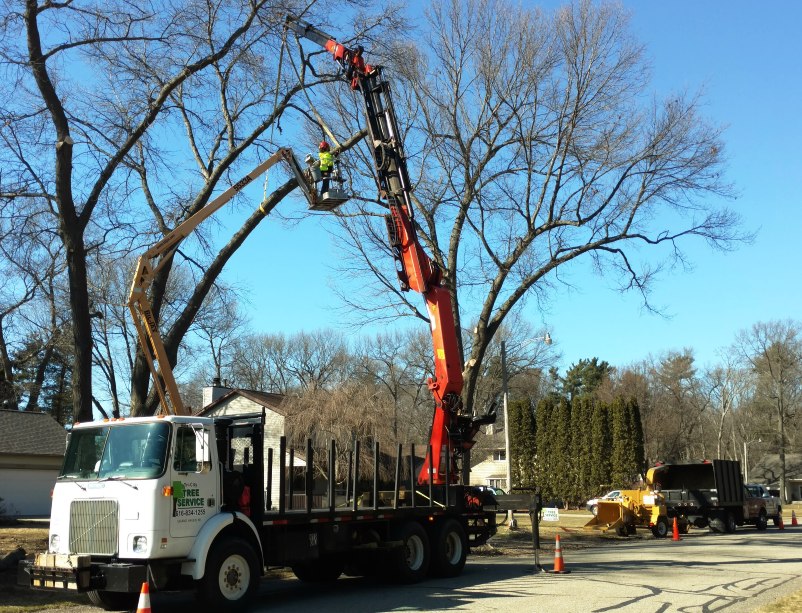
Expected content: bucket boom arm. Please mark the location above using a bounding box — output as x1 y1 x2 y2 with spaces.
128 149 314 416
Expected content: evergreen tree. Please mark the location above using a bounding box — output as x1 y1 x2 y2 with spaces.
609 397 630 487
608 396 647 488
571 395 594 504
535 396 557 500
11 335 73 423
553 397 573 502
627 397 646 477
561 358 612 400
589 399 612 494
509 399 537 488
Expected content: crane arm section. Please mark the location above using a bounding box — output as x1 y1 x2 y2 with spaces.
286 17 492 484
128 149 314 416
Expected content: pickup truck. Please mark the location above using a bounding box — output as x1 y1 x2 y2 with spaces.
746 483 783 526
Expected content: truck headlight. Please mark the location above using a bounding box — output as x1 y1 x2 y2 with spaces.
49 534 60 552
132 536 148 553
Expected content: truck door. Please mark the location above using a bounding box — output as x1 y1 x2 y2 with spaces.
744 485 760 519
169 424 219 538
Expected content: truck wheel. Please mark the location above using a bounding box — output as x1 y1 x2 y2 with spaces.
197 537 260 611
429 519 467 578
590 505 598 516
756 511 768 531
725 512 737 534
87 589 139 611
651 517 669 538
292 557 345 582
387 521 430 583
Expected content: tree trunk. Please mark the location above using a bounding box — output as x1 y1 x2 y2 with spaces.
0 320 19 411
65 234 94 422
24 343 54 412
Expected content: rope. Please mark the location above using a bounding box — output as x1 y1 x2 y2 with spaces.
270 27 288 141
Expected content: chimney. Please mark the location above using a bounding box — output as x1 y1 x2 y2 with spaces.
202 378 231 408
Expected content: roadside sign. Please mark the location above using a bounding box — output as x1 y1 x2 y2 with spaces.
542 508 560 522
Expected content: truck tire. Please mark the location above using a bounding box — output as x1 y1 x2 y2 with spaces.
387 520 430 583
590 505 598 517
651 517 669 538
292 556 345 582
87 589 139 611
197 537 260 611
725 512 737 534
429 519 467 578
756 510 768 531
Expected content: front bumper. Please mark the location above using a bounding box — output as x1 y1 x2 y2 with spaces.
18 555 147 593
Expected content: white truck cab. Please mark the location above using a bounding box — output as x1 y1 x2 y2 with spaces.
23 414 264 611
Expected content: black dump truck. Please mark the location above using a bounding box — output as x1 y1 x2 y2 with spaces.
649 460 768 532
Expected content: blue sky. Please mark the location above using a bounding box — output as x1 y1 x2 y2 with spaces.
222 1 801 374
552 0 801 371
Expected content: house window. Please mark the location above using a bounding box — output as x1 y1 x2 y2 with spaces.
489 478 505 489
492 450 506 462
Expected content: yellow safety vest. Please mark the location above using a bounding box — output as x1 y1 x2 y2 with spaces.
318 151 334 172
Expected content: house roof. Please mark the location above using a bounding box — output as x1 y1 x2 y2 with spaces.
0 410 67 457
196 388 287 416
750 453 802 485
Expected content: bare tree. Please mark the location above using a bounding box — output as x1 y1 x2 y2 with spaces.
734 320 802 503
229 333 294 394
700 358 750 460
191 284 247 382
2 0 287 420
312 0 745 418
0 198 68 413
1 0 401 420
226 329 352 394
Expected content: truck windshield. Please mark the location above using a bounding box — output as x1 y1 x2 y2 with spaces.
59 422 171 481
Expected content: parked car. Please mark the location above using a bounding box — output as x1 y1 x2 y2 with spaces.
586 490 623 516
473 485 507 496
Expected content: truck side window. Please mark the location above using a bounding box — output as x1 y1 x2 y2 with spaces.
174 426 199 473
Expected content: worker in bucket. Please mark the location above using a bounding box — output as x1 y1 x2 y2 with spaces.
317 140 335 195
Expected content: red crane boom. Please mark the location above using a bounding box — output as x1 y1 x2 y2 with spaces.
286 17 494 484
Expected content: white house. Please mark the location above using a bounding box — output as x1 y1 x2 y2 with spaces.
197 382 301 509
750 453 802 502
471 448 508 491
470 425 509 490
0 410 67 517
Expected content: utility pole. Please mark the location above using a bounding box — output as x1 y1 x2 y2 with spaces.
500 334 552 529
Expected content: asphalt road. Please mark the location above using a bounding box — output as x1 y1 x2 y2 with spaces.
31 528 802 612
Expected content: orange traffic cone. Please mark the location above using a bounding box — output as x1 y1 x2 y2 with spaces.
548 534 571 574
778 513 785 530
136 581 151 613
672 517 681 541
792 510 798 527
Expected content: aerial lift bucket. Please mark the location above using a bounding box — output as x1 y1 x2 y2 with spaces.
298 154 351 211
